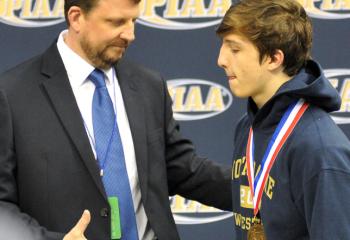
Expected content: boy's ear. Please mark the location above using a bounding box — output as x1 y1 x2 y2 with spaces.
267 49 285 71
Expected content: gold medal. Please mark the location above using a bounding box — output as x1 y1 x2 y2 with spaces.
247 223 266 240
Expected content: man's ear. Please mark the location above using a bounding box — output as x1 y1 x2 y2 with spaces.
67 6 84 33
267 49 285 72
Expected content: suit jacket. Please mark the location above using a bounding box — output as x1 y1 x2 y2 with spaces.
0 43 232 240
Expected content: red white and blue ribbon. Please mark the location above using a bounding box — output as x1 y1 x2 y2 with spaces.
246 99 309 215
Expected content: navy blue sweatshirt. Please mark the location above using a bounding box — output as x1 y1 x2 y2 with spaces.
231 60 350 239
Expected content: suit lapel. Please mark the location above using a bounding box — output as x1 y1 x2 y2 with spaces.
40 44 107 199
116 60 148 202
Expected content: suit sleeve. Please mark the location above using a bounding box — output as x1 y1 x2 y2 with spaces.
0 89 64 240
161 79 232 211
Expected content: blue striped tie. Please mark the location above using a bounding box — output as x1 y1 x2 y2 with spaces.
90 69 139 240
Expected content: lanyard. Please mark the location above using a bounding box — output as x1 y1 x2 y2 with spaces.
246 99 309 215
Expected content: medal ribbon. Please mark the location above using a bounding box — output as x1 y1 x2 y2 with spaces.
246 99 309 215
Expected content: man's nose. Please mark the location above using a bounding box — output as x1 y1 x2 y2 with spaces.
120 21 135 43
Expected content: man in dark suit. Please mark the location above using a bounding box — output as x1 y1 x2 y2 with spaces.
0 0 232 239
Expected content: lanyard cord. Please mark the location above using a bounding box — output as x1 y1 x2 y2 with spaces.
82 68 119 174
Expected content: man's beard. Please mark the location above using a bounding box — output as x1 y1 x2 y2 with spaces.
80 37 126 69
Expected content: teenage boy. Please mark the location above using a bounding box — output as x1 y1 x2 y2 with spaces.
217 0 350 239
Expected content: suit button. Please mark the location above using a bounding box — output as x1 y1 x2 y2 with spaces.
100 208 109 217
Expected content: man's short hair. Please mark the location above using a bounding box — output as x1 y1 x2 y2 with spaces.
217 0 312 76
64 0 98 25
64 0 142 26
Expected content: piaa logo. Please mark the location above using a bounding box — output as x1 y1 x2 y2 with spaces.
0 0 64 27
167 79 233 121
138 0 231 30
170 195 232 224
297 0 350 19
325 69 350 124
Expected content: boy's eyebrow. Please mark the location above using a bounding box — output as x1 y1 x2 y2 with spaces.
224 39 243 47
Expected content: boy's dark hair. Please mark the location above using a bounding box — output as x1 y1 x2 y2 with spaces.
217 0 312 76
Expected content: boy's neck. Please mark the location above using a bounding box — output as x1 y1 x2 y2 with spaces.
253 72 293 109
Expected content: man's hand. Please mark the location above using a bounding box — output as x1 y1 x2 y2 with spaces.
63 210 91 240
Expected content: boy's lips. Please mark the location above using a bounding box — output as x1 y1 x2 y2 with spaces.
228 76 237 81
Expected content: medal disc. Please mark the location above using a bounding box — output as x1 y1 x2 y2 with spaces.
247 223 266 240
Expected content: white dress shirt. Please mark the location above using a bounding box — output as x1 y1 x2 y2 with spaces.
57 30 155 240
